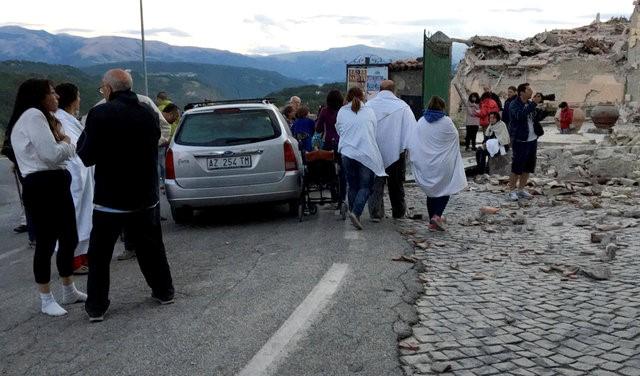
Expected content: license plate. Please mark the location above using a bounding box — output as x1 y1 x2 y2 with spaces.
207 156 252 170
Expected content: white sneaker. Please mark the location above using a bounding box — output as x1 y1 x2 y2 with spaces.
517 190 533 200
509 191 519 201
42 300 68 317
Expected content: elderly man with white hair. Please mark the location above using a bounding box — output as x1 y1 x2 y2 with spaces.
366 80 417 221
289 96 302 112
78 69 175 322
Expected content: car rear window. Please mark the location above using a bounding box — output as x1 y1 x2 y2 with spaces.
175 109 281 146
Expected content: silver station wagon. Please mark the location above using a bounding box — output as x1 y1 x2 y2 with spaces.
165 100 303 223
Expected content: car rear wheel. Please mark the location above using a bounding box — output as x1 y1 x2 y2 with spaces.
171 206 193 224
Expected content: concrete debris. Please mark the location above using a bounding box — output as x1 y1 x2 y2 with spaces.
600 243 618 262
452 15 640 119
579 266 612 281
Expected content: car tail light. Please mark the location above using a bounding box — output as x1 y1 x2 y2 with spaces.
284 141 297 171
165 148 176 180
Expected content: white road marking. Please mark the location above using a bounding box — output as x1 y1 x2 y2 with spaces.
237 263 349 376
0 246 28 261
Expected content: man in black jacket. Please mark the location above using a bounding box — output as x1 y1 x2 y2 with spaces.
78 69 174 322
507 83 541 202
502 86 517 127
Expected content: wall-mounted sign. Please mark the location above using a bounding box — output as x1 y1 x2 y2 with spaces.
346 65 389 100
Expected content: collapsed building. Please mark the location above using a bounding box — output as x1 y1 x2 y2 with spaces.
387 6 640 190
450 5 640 121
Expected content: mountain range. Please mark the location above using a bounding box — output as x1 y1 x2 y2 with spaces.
0 26 422 83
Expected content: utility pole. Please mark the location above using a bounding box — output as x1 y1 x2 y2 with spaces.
140 0 149 96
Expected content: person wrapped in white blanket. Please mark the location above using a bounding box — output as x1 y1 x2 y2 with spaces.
54 83 93 275
476 111 510 175
407 96 467 232
366 80 417 221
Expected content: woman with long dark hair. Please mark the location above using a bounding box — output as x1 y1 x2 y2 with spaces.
9 79 86 316
336 87 386 230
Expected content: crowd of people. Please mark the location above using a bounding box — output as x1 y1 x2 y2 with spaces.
2 70 546 320
282 80 467 231
2 70 176 321
288 80 547 230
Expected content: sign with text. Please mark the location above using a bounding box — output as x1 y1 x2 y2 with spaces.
346 66 388 99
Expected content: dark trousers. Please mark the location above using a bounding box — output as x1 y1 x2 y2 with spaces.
342 156 375 217
476 144 511 174
427 196 450 220
85 205 174 316
332 149 347 204
476 148 490 175
368 152 407 219
465 125 479 149
22 170 78 284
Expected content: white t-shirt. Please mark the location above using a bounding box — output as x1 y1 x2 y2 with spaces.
11 108 75 177
526 114 538 142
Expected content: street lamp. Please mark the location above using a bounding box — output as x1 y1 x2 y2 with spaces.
140 0 149 96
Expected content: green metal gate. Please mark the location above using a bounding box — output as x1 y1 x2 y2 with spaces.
422 31 452 112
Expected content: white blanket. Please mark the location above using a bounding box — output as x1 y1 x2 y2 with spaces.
366 91 417 168
486 138 506 157
55 109 94 256
408 115 468 197
336 104 387 177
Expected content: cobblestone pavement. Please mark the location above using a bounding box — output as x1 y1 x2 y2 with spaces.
393 182 640 376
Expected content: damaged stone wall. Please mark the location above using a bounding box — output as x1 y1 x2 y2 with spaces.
451 16 636 113
625 2 640 110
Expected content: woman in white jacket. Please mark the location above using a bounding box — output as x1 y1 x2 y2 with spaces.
408 96 467 231
8 79 86 316
336 87 386 230
55 83 94 275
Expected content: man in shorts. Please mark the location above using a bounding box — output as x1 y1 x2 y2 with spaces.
508 83 541 201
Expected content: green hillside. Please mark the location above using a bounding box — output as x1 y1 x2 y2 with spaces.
81 61 306 101
0 61 103 134
266 82 345 113
0 61 223 134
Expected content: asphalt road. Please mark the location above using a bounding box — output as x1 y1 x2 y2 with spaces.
0 157 415 376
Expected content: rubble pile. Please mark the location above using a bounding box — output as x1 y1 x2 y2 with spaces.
601 123 640 146
458 17 629 76
472 160 640 208
451 15 639 115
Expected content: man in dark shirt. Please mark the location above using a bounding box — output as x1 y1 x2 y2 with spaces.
502 86 517 128
78 69 174 322
508 83 541 202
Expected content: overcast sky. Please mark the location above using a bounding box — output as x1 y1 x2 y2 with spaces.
1 0 634 54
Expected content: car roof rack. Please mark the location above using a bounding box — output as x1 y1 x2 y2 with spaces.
184 98 274 110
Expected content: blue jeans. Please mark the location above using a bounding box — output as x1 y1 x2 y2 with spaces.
342 156 375 217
